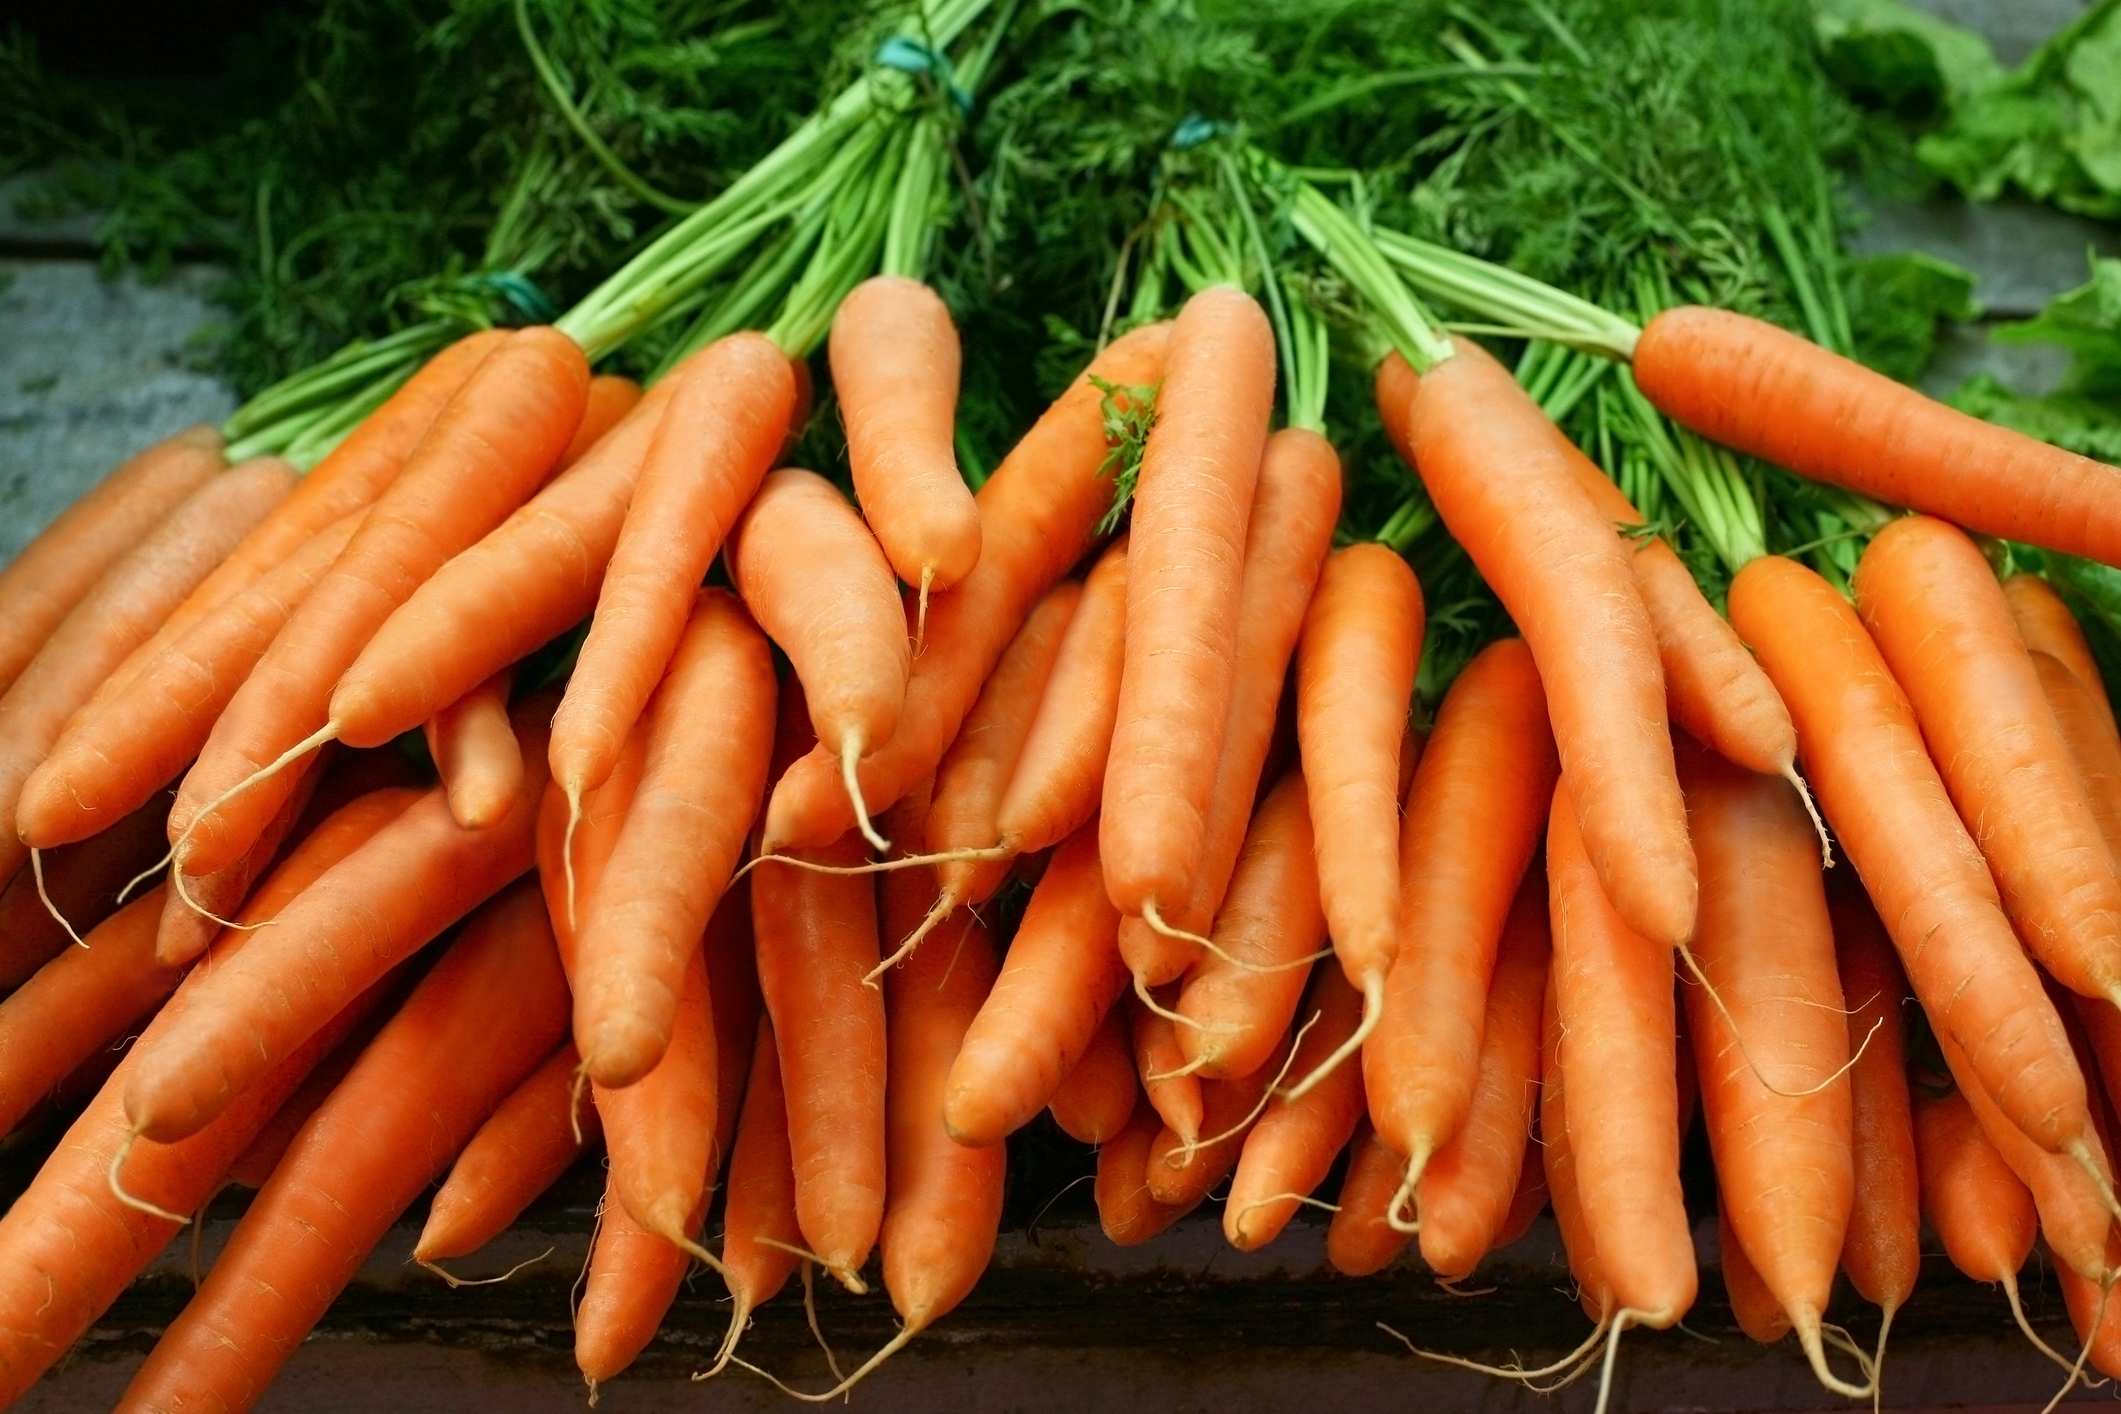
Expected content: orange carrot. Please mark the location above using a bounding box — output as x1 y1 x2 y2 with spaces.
1225 964 1367 1250
945 817 1127 1145
1854 515 2121 1006
561 374 643 469
1727 553 2096 1157
1830 875 1921 1328
1720 1201 1793 1344
1636 305 2121 565
124 701 553 1143
0 427 221 701
1176 766 1327 1079
1046 1004 1140 1147
575 589 774 1087
171 328 588 878
0 457 295 882
425 668 520 831
832 275 981 599
1146 1023 1294 1209
575 1173 694 1395
1326 1124 1414 1277
2056 1246 2121 1380
2008 573 2110 716
114 878 569 1414
1381 345 1691 951
553 334 792 803
222 992 393 1190
709 1016 802 1376
599 932 719 1262
0 787 170 993
1295 542 1421 1042
1548 780 1694 1327
1096 1092 1202 1247
1131 987 1203 1144
1414 871 1549 1280
993 534 1129 858
1540 962 1611 1321
1117 424 1342 985
1366 637 1557 1201
1492 1143 1550 1253
761 323 1171 853
1915 1084 2037 1284
2039 652 2121 859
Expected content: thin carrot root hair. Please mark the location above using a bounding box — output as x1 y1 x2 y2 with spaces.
841 733 890 854
1172 1011 1320 1170
1677 942 1879 1098
1383 1143 1434 1237
734 844 1008 887
801 1261 847 1385
2062 1137 2121 1227
117 845 174 905
752 1234 867 1295
169 721 341 897
1140 898 1329 977
732 1317 925 1404
1436 1277 1499 1298
29 848 87 947
562 780 584 932
1145 1053 1209 1084
1783 764 1834 869
1232 1193 1341 1235
655 1216 732 1281
1866 1304 1897 1414
419 1248 554 1289
1795 1306 1876 1399
1132 971 1236 1036
1378 1297 1614 1388
170 864 267 933
1279 971 1384 1104
107 1124 189 1225
2041 1271 2115 1414
568 1062 591 1147
914 565 934 659
2003 1269 2103 1381
694 1294 755 1381
864 884 962 988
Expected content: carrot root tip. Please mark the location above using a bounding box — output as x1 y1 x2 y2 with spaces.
1130 970 1236 1036
1794 1309 1875 1400
913 566 934 658
30 848 86 948
2003 1270 2097 1380
1278 973 1383 1104
1378 1298 1614 1388
1384 1145 1432 1237
172 720 341 877
865 884 960 987
116 846 174 906
752 1235 868 1295
730 1318 924 1404
106 1125 190 1225
838 733 891 854
419 1250 553 1289
2063 1137 2121 1226
562 782 584 932
1171 1012 1320 1169
693 1296 755 1382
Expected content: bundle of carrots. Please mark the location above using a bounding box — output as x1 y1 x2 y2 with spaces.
11 40 2121 1414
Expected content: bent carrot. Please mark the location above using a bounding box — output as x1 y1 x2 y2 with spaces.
1225 964 1367 1250
1830 875 1921 1328
760 323 1170 853
1727 553 2095 1157
1382 344 1691 951
1046 1005 1139 1147
1636 306 2121 565
1102 287 1275 923
415 1043 601 1264
832 275 981 598
1854 515 2121 1007
425 669 521 831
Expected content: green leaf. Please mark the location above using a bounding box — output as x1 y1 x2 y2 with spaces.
1841 248 1978 382
1812 0 2003 114
1990 254 2121 397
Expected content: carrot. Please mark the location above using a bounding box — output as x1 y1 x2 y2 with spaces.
1046 1003 1140 1147
124 700 552 1143
553 334 792 806
1635 305 2121 565
1548 780 1694 1327
760 322 1171 853
1914 1084 2037 1288
728 468 910 849
906 578 1080 956
1176 766 1327 1079
1829 874 1921 1337
575 589 774 1086
114 878 569 1414
1102 288 1275 927
1294 542 1421 1054
575 1173 695 1395
0 457 295 882
0 426 221 702
1326 1124 1414 1277
18 512 361 852
993 534 1129 859
328 377 676 756
1225 964 1367 1250
599 932 719 1267
1382 347 1690 954
1492 1142 1550 1253
417 1043 602 1266
425 669 521 830
0 787 170 993
1096 1091 1202 1247
1146 1023 1295 1209
2039 652 2121 857
1540 962 1611 1322
707 1016 802 1377
1726 553 2097 1159
1720 1202 1793 1345
561 374 643 469
944 816 1127 1146
2056 1246 2121 1381
1130 987 1203 1144
1854 515 2121 1007
1366 637 1557 1207
1414 871 1549 1281
2008 573 2111 716
170 328 588 879
1117 424 1342 986
705 877 762 1167
831 275 982 603
1675 733 1856 1391
221 992 392 1190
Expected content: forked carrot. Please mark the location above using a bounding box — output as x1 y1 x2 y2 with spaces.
1046 1005 1140 1147
425 669 521 831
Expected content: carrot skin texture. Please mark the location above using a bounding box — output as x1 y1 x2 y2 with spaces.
425 669 521 830
1097 1092 1204 1246
1915 1085 2037 1283
574 589 774 1087
1046 1004 1140 1146
1637 305 2121 566
1225 965 1368 1250
1830 875 1921 1315
1367 638 1557 1175
115 880 569 1414
1131 989 1203 1143
1720 1202 1794 1344
1548 782 1694 1324
600 936 718 1245
996 534 1129 856
0 427 221 702
2008 573 2111 716
1327 1124 1415 1277
1119 425 1342 984
576 1173 694 1387
160 752 342 968
1728 553 2094 1154
719 1015 802 1332
833 275 981 592
1854 515 2121 1005
1385 344 1693 950
762 323 1170 852
1539 967 1610 1316
1297 543 1421 989
417 1043 602 1262
1414 873 1550 1279
175 328 589 873
945 818 1126 1145
560 374 642 468
552 334 792 796
124 702 554 1142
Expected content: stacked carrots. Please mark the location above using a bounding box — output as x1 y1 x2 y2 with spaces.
6 169 2121 1414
